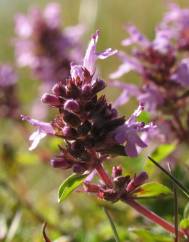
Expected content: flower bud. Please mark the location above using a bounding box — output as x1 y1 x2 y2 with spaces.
52 83 66 97
50 157 71 168
78 121 91 136
63 111 81 127
92 79 105 93
126 172 148 192
41 93 61 106
64 99 80 113
62 126 77 139
73 164 86 174
82 84 92 97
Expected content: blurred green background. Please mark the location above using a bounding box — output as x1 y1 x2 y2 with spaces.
1 0 189 241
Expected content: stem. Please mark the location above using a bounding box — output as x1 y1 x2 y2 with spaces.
96 163 112 187
122 198 186 238
167 163 179 242
104 207 120 242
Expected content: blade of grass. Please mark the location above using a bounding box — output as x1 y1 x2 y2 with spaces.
103 207 120 242
148 156 189 199
167 163 178 242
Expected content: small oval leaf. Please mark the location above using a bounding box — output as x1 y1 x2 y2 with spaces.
58 173 88 203
133 182 172 199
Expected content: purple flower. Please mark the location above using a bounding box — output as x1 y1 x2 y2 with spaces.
114 104 156 157
160 3 189 50
71 30 117 79
0 65 17 87
21 115 54 150
14 3 84 84
23 31 152 173
171 58 189 86
110 80 164 112
122 24 150 48
0 64 19 119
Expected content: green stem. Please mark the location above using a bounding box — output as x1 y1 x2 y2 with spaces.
104 207 120 242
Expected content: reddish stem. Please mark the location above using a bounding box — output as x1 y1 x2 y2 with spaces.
122 198 186 238
95 163 112 187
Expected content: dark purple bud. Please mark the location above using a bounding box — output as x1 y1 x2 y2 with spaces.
103 117 125 132
66 83 80 98
52 83 66 97
126 172 148 192
92 79 105 93
62 126 77 139
73 164 86 174
81 84 92 97
64 99 80 113
70 141 85 156
113 176 130 192
50 157 71 169
102 189 119 202
63 110 81 127
112 166 122 178
41 93 61 106
78 121 91 136
111 108 118 118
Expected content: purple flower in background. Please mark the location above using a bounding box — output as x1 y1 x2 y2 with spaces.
0 65 17 87
23 31 152 173
0 64 19 118
111 3 189 144
161 3 189 50
14 3 84 84
171 58 189 86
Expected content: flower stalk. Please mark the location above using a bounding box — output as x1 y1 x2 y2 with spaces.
122 198 186 238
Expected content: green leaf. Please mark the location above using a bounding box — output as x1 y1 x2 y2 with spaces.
133 182 172 199
184 202 189 219
58 173 88 203
151 143 176 162
145 143 176 175
180 218 189 229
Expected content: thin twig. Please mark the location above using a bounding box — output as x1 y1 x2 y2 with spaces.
104 207 120 242
148 156 189 199
0 180 66 235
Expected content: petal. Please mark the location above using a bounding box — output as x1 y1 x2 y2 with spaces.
110 63 134 78
70 63 83 80
83 30 99 74
113 90 130 107
21 115 54 135
125 141 138 157
122 24 150 47
29 130 47 151
97 48 117 59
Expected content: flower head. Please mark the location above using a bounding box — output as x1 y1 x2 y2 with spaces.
0 64 19 118
23 32 152 173
14 3 84 84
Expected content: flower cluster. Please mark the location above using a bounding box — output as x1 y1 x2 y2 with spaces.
22 31 154 174
0 64 19 118
14 3 83 84
84 166 148 203
111 3 189 144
